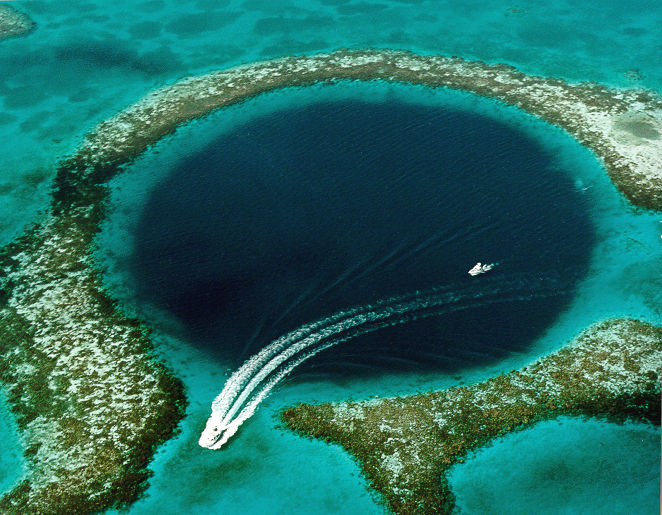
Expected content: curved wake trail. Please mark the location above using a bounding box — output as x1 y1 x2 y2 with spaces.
199 274 569 449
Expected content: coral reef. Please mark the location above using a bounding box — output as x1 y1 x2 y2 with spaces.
0 213 186 512
63 50 662 211
0 5 34 42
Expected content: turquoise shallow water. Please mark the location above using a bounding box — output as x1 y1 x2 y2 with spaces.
1 1 660 512
0 392 25 496
448 417 661 515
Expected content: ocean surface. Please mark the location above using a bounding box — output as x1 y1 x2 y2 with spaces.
1 0 660 512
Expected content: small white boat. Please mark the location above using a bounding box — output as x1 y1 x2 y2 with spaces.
468 262 495 276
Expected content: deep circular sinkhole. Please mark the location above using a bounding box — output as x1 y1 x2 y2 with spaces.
131 98 594 377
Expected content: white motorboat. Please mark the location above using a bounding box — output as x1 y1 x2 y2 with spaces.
468 262 495 276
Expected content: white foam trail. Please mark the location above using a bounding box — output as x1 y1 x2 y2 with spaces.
199 276 566 449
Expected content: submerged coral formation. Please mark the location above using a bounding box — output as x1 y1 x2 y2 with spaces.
0 218 186 512
282 319 661 514
1 50 660 511
64 49 662 210
0 5 34 42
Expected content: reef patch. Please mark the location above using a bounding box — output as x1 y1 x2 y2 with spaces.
0 5 35 42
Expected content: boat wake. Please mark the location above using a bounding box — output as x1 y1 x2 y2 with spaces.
199 274 567 449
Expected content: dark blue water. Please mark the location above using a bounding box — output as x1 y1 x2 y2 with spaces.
132 100 594 376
